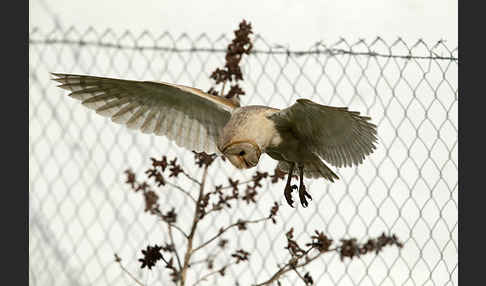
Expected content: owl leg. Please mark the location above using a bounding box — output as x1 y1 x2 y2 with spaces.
284 163 296 207
298 165 312 208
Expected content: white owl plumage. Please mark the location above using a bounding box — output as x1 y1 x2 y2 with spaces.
52 73 377 207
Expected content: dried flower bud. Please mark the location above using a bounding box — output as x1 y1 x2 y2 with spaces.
236 219 247 231
242 186 258 204
151 156 169 172
135 182 149 192
169 164 183 178
161 208 177 224
232 249 250 264
124 169 136 188
218 239 228 249
303 272 314 285
219 266 227 276
207 87 219 96
285 228 305 257
339 238 359 261
145 168 166 187
192 151 217 167
270 168 287 183
252 171 268 188
210 68 229 84
207 258 214 270
228 178 239 192
225 84 245 99
138 245 163 270
143 191 160 213
269 202 279 224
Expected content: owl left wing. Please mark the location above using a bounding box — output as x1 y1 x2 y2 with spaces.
268 99 378 167
51 73 237 154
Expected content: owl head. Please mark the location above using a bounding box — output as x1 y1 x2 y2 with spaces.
221 141 261 169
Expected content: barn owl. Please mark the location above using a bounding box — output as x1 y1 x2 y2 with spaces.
51 73 377 207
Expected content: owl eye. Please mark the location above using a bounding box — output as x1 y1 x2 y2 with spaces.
239 150 246 156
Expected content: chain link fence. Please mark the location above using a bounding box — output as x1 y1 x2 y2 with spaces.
29 27 458 286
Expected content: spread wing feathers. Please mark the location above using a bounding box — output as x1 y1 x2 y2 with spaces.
269 99 378 168
51 73 237 154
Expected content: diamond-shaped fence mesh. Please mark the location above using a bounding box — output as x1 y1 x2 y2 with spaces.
29 27 458 286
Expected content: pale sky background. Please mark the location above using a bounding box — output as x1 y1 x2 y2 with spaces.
29 1 458 286
30 0 458 49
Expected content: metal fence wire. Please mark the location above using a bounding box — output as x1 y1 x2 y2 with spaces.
29 27 458 286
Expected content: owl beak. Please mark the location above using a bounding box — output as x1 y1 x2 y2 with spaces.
225 154 249 169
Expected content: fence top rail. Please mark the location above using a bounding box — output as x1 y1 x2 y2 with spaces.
29 26 458 62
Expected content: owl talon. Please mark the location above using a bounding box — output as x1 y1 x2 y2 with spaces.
284 184 294 207
283 163 296 207
298 165 312 207
298 185 312 208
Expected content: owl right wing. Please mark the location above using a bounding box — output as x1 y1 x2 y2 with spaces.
51 73 238 154
268 99 378 168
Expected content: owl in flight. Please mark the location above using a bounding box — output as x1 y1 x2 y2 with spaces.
52 73 377 207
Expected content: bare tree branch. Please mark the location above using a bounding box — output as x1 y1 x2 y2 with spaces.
180 164 209 285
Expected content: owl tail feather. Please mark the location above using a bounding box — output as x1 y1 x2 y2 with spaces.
276 159 339 182
306 160 339 182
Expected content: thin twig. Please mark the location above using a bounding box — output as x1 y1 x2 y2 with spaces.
155 213 188 238
219 179 255 190
192 217 269 254
189 258 211 267
253 247 338 286
202 179 255 200
192 262 236 286
115 257 145 286
220 80 227 97
189 250 221 267
159 254 171 266
293 269 308 285
183 171 201 185
168 223 183 270
169 223 189 239
166 181 197 204
200 206 228 218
